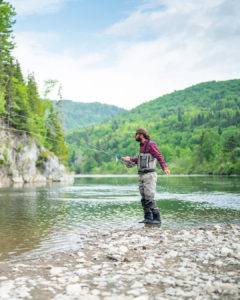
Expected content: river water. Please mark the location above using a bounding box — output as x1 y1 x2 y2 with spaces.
0 175 239 261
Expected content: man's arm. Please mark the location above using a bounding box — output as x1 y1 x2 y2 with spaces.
130 157 138 164
149 142 170 175
122 157 138 164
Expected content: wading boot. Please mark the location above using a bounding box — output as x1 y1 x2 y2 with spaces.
139 211 153 223
145 211 161 225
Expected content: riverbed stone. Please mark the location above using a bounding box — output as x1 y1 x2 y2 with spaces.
50 267 66 276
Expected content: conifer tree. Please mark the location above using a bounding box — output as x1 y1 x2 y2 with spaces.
10 61 30 129
0 85 5 115
27 73 44 116
0 0 16 119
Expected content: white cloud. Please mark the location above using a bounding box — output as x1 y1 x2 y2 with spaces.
106 0 238 39
12 0 240 109
9 0 72 16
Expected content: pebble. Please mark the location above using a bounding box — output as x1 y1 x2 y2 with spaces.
0 224 239 300
77 251 85 257
130 281 144 289
50 267 66 276
221 247 233 256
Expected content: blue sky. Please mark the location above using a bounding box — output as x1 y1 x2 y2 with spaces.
13 0 139 54
10 0 240 109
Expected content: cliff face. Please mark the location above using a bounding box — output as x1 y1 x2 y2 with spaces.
0 125 73 187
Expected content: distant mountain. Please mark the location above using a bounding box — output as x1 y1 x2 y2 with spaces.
66 79 240 175
53 100 125 131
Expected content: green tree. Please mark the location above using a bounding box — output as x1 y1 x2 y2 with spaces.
27 73 44 116
0 1 16 123
199 130 221 162
223 136 239 152
10 76 30 129
43 80 68 163
0 0 16 86
0 85 6 115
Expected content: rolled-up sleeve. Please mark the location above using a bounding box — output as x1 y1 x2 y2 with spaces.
130 157 138 164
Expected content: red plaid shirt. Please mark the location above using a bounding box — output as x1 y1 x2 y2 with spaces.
130 139 167 171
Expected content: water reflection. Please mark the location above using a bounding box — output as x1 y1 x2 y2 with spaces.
0 176 239 261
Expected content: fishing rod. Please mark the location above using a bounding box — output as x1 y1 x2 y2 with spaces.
78 140 136 168
115 155 136 168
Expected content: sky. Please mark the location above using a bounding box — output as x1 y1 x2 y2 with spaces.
9 0 240 109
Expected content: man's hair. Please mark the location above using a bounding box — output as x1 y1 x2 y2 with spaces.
136 128 151 140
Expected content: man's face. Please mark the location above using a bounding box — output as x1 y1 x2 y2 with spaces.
135 133 141 142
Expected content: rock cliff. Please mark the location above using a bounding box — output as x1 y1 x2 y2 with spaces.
0 124 73 187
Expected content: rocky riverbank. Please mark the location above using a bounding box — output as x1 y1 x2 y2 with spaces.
0 125 73 186
0 224 239 299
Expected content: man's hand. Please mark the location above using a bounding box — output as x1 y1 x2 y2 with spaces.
122 156 131 162
164 169 170 176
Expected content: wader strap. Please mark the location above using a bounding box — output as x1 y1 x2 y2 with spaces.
143 140 150 154
138 169 155 174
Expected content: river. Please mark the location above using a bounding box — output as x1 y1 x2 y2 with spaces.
0 175 239 261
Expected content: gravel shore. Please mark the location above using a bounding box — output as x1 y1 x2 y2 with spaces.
0 224 239 300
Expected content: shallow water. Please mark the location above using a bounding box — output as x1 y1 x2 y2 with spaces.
0 176 239 261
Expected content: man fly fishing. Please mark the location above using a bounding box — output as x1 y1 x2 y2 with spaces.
122 128 170 224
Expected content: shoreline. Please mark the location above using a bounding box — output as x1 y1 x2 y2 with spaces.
0 174 239 188
0 224 239 299
73 174 240 178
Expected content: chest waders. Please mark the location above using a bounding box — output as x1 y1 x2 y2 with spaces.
138 140 156 174
138 141 161 224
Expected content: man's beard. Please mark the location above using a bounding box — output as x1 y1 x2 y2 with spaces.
136 137 141 142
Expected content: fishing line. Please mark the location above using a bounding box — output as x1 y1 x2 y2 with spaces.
84 141 136 167
1 109 140 167
0 121 135 168
0 125 62 143
9 112 47 124
76 141 136 168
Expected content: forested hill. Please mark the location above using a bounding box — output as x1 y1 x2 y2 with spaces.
67 79 240 174
52 100 125 131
